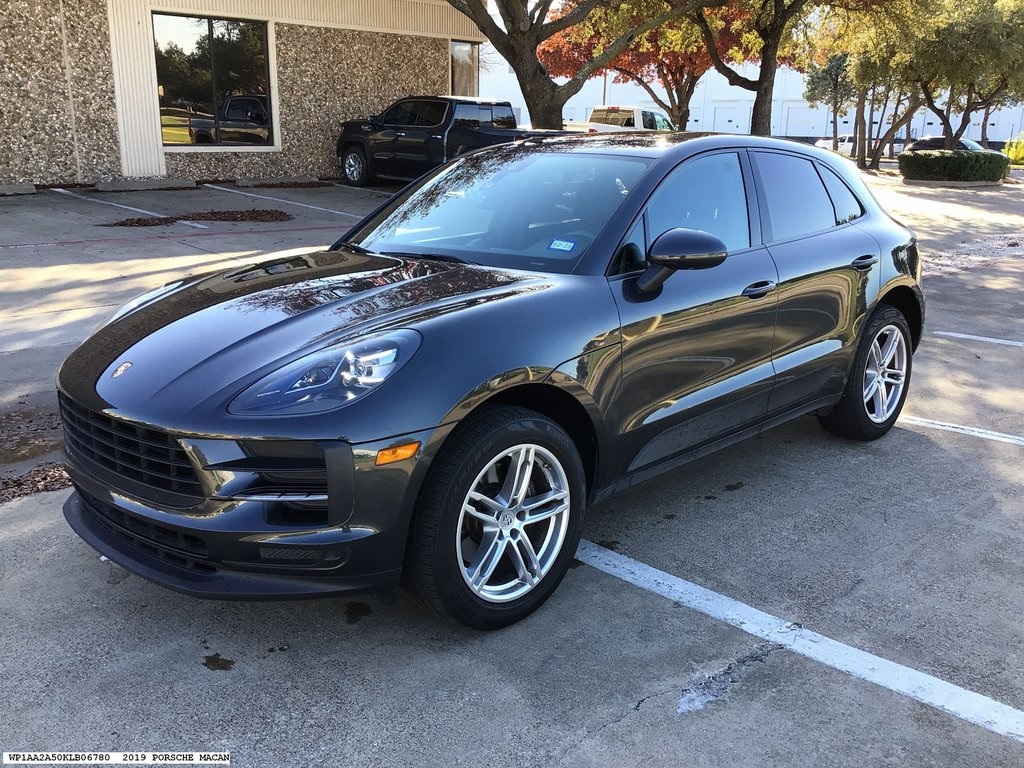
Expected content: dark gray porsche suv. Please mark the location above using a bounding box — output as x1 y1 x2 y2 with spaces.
59 134 924 629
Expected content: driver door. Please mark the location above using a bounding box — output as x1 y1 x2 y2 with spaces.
367 100 419 176
610 151 780 472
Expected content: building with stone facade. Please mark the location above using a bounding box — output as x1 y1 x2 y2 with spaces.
0 0 485 185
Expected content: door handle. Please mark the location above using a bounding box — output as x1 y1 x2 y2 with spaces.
396 131 407 137
851 254 879 270
741 280 777 299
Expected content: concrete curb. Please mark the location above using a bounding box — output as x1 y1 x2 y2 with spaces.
95 178 196 192
900 178 1003 188
235 175 319 187
0 183 37 196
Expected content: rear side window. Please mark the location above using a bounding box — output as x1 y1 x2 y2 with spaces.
415 100 448 127
817 165 863 225
454 103 481 127
642 111 656 130
454 104 517 129
753 152 835 241
488 105 516 129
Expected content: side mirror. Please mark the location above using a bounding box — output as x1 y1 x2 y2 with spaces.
368 114 380 124
635 228 728 293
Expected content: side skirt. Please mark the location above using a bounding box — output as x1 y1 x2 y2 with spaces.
591 394 841 504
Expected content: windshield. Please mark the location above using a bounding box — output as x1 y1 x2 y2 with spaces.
346 145 652 274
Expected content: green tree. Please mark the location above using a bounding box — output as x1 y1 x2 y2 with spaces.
908 0 1024 148
803 53 856 150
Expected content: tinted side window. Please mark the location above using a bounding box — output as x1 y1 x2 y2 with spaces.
646 152 750 252
490 105 516 129
753 152 835 241
817 164 863 225
454 103 480 128
642 111 656 130
416 101 447 127
381 101 418 125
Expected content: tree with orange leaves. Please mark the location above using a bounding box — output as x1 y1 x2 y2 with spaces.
539 4 752 129
444 0 730 128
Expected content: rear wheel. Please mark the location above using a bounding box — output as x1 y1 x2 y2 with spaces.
340 145 369 186
405 406 585 629
819 305 912 440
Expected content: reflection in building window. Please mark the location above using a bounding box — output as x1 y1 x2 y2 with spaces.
153 13 272 146
450 41 479 97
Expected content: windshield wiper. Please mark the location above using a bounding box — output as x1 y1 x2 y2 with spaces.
335 240 374 255
380 251 477 266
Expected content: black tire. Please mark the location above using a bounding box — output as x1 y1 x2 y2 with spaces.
340 145 369 187
404 406 586 630
819 305 913 441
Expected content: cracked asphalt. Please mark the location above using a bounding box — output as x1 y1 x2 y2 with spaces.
1 175 1023 766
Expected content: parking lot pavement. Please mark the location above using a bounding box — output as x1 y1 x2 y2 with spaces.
0 183 399 406
1 175 1023 765
2 491 1021 767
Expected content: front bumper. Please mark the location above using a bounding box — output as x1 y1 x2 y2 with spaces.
60 418 442 599
64 490 400 599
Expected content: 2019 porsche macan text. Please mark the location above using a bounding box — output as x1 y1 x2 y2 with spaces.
59 135 924 629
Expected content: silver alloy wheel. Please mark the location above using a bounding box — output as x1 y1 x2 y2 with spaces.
457 444 571 603
862 324 908 423
344 151 363 182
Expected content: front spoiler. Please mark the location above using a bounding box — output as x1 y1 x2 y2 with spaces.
63 491 402 600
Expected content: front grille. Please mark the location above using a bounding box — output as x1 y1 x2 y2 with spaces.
59 393 203 503
80 489 216 574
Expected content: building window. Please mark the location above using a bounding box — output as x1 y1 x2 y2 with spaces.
153 13 272 146
450 41 479 96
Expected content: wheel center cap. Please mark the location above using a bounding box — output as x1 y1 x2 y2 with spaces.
498 511 515 530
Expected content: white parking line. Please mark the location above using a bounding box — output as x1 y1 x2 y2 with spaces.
203 183 363 218
575 540 1024 744
934 331 1024 348
51 188 208 229
900 416 1024 447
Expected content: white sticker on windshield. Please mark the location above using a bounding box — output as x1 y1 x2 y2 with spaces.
549 239 576 252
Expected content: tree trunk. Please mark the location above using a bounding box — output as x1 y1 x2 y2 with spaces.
523 88 567 129
831 110 839 151
867 86 876 153
854 88 868 169
749 37 780 136
869 94 922 169
980 104 992 147
511 52 570 128
675 74 698 130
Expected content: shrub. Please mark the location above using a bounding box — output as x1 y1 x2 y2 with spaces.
898 149 1010 182
1005 133 1024 165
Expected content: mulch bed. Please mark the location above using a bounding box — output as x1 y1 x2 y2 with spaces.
0 463 71 504
102 209 293 227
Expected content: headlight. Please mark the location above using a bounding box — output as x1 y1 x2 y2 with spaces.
228 330 421 416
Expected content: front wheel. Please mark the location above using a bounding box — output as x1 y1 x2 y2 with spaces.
340 145 369 186
819 305 913 440
405 406 586 629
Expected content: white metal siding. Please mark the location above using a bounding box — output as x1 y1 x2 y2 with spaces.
109 1 166 177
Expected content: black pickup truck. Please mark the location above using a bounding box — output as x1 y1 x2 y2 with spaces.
336 96 551 186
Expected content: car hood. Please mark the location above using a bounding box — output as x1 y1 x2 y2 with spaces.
59 249 540 414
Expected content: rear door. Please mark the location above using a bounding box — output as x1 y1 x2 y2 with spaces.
749 150 881 414
389 99 448 177
610 150 779 472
